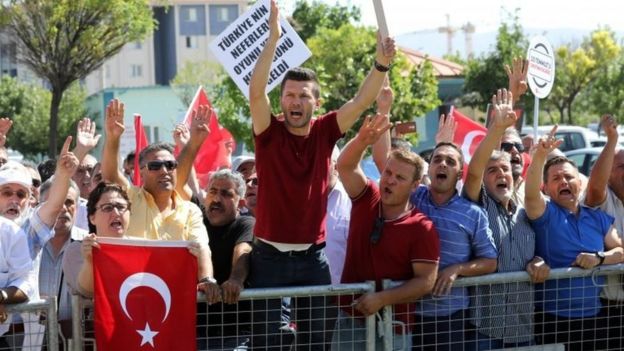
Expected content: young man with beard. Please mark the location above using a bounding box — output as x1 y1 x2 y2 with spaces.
247 0 396 348
525 126 623 350
196 169 253 350
101 99 217 303
335 113 439 350
575 114 624 349
462 89 548 349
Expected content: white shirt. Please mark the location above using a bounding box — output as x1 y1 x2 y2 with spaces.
0 216 35 335
325 181 352 284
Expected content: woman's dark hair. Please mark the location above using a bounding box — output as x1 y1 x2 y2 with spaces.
86 182 131 234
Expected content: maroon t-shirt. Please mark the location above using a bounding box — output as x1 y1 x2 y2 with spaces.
253 111 343 244
341 181 440 325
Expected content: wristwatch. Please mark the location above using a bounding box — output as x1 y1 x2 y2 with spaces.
198 277 217 285
0 289 8 303
374 60 391 72
595 251 606 266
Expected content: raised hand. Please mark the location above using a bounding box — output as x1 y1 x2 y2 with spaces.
81 234 99 263
490 89 518 130
105 99 125 139
0 118 13 147
376 31 396 67
534 125 563 157
356 113 392 146
189 105 212 145
56 136 79 177
435 114 457 144
600 114 619 142
505 57 528 102
376 76 394 115
268 0 281 39
173 123 191 149
75 118 101 152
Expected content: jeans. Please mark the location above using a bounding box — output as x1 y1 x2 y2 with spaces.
473 332 533 350
247 242 332 350
331 310 411 350
412 309 471 351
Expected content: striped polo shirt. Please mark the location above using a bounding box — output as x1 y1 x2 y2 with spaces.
466 187 536 343
411 185 497 317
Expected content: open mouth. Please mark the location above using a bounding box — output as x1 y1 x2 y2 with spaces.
559 189 572 196
383 187 392 195
5 208 19 217
110 220 123 230
209 203 223 213
436 173 448 180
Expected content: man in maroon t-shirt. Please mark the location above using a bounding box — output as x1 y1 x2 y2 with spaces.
247 1 396 349
334 112 440 349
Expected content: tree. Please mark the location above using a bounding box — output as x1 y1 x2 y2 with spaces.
289 0 360 42
545 29 620 125
0 76 86 159
584 49 624 122
463 10 528 110
170 61 222 106
2 0 154 157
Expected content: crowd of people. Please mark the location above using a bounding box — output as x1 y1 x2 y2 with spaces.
0 1 623 350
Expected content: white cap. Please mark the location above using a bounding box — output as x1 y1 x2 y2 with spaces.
0 161 32 190
231 155 255 172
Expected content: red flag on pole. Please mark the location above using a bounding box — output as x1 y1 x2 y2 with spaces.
93 238 198 351
450 107 487 165
177 87 235 188
133 114 149 186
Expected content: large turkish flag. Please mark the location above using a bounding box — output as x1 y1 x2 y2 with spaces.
93 238 198 350
451 108 487 165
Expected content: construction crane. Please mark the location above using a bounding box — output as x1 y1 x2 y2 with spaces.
406 15 476 59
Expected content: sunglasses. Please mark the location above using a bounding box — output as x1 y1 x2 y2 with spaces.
96 202 129 213
32 179 41 188
500 142 524 153
144 160 178 171
370 216 384 245
246 178 258 186
0 189 29 200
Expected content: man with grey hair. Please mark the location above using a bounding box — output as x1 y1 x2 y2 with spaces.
463 89 547 349
37 177 87 337
196 169 254 349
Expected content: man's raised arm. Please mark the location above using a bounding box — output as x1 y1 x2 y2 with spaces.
525 126 562 220
464 89 518 202
101 99 129 189
249 0 281 135
176 105 211 199
585 114 619 207
336 33 396 134
337 114 392 198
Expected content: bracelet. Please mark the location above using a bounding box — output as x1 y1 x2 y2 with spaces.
374 60 391 72
198 277 217 285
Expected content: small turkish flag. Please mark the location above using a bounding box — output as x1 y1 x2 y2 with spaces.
450 107 487 165
93 238 198 350
133 114 149 187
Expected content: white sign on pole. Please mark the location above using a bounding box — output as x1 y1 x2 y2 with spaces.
209 0 311 100
372 0 389 39
526 36 555 99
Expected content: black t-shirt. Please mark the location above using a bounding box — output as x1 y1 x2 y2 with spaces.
204 214 255 284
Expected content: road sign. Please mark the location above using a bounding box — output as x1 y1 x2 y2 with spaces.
526 36 555 99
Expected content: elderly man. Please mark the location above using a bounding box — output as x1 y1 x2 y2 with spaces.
525 126 623 350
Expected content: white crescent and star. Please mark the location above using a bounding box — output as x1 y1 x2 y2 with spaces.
118 272 172 348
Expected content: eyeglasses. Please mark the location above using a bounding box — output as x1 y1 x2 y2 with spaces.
0 159 7 167
246 178 258 186
96 202 129 213
370 216 384 245
144 160 178 171
0 189 29 200
32 179 41 188
500 142 524 153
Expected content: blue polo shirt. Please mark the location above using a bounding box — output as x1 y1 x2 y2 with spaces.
411 186 497 317
530 200 614 317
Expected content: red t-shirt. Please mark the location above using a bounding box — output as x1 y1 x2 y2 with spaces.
340 181 440 325
253 112 343 244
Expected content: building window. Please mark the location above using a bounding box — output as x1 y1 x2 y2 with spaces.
153 126 160 142
209 5 238 35
186 7 197 22
130 64 143 78
179 5 206 36
185 36 199 49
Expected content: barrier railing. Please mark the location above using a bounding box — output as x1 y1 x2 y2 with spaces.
71 282 376 351
1 297 58 351
384 263 624 351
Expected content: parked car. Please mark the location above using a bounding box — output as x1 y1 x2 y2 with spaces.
522 126 600 152
563 147 602 176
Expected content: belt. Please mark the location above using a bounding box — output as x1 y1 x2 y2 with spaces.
253 239 325 257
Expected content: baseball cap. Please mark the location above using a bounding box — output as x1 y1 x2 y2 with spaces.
0 161 32 190
231 156 255 173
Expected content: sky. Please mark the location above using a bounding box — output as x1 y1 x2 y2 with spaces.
280 0 624 36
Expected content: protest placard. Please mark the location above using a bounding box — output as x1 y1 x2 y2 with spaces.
209 0 311 100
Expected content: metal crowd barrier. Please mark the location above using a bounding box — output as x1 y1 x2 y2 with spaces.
385 263 624 351
71 282 376 351
1 297 58 351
